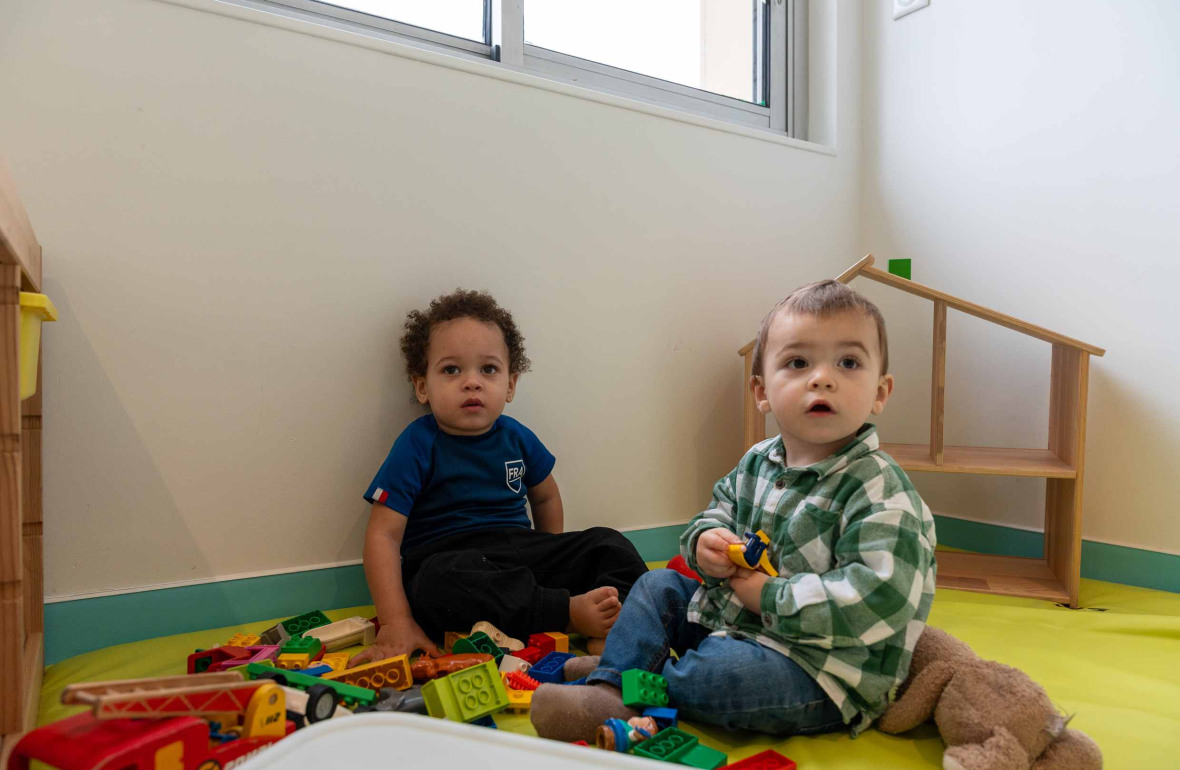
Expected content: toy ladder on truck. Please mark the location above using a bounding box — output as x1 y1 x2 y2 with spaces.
8 672 294 770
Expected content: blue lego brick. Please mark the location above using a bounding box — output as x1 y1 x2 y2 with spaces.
529 651 576 684
471 715 498 729
300 664 332 677
643 706 679 730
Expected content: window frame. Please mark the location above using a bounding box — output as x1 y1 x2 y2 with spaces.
251 0 806 138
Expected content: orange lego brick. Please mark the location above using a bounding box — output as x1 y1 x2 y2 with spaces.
324 654 412 691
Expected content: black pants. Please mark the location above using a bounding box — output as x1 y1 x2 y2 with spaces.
401 526 648 642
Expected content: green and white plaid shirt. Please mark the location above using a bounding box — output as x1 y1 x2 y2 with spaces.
680 424 936 735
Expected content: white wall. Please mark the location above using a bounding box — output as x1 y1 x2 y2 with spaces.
860 1 1180 553
0 0 861 598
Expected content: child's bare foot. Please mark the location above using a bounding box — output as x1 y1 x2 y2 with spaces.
567 586 620 638
586 637 606 656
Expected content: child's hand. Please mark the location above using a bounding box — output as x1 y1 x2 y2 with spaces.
347 618 443 668
728 568 769 613
696 528 744 579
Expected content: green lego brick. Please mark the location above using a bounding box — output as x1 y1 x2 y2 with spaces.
453 631 504 664
280 610 331 637
678 743 728 769
631 727 697 762
244 662 376 708
621 669 669 708
887 258 911 280
422 659 508 722
281 635 322 657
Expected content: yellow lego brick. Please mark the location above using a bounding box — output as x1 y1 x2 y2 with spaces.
324 654 412 691
226 633 262 647
505 688 533 712
321 652 351 672
544 632 569 653
276 653 311 670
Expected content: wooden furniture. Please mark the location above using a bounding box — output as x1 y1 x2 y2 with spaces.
1 157 44 758
739 254 1105 608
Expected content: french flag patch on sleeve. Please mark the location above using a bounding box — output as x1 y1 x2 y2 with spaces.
373 488 389 504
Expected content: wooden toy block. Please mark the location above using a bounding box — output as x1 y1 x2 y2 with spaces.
276 653 311 670
721 749 797 770
304 616 376 652
324 654 412 691
421 660 509 723
320 652 351 672
621 669 669 708
470 621 524 652
631 727 698 763
543 631 569 653
527 633 556 658
444 631 469 654
504 688 533 712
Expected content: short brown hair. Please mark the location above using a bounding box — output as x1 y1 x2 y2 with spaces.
400 289 531 383
751 280 889 377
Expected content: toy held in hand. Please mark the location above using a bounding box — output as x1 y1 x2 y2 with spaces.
727 530 779 577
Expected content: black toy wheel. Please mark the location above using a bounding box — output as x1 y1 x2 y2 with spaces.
305 684 339 723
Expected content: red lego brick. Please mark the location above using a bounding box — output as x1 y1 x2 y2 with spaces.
722 749 796 770
515 646 543 665
527 634 556 658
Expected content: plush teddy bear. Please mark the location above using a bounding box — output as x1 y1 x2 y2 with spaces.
876 625 1102 770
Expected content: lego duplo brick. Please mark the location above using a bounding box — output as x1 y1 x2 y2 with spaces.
543 631 569 653
504 688 533 712
498 653 531 674
279 610 332 637
887 258 912 280
276 653 311 670
529 652 576 684
470 621 524 652
720 749 797 770
225 633 261 647
631 727 698 763
187 646 250 674
621 669 669 708
422 659 509 722
320 652 350 672
678 743 728 769
305 616 376 652
258 622 291 646
453 631 504 663
444 631 470 654
324 654 412 691
515 645 543 665
281 635 323 659
527 633 557 657
643 706 679 731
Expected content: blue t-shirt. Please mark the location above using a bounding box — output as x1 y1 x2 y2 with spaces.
364 414 556 552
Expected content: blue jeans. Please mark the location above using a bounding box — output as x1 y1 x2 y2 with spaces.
586 570 846 736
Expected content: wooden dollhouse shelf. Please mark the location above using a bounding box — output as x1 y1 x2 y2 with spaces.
882 444 1076 478
934 551 1070 605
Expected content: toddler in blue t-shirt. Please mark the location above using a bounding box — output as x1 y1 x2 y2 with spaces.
349 290 647 666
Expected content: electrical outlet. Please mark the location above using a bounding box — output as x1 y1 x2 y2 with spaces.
894 0 930 20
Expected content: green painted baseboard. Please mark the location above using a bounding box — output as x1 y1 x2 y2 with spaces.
43 519 1177 666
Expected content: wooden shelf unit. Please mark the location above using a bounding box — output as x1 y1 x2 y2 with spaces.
1 157 45 759
740 255 1104 608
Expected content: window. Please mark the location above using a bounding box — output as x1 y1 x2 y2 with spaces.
257 0 806 138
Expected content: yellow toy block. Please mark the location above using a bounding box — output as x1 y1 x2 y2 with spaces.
226 633 261 647
543 632 569 653
505 688 533 712
444 631 469 654
321 652 351 672
276 653 311 670
324 654 412 691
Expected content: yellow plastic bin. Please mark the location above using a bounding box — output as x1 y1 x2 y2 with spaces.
19 292 57 400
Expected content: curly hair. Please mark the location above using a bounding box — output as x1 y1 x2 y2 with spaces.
400 289 531 383
752 279 889 377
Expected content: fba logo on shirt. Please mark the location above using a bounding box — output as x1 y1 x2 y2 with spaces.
505 460 525 493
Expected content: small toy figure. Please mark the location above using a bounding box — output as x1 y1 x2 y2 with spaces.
595 715 659 752
727 530 779 577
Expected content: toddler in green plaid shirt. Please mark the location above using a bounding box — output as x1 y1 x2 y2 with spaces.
532 279 937 743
